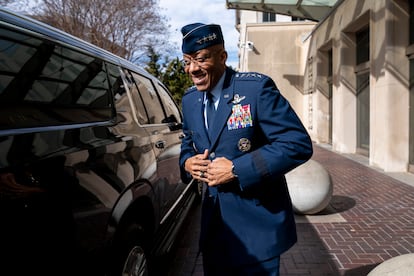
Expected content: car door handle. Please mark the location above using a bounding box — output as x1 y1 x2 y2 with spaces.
155 140 166 149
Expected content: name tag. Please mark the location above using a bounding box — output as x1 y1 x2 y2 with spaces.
227 104 253 130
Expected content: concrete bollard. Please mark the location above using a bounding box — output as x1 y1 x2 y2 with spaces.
367 254 414 276
285 159 333 215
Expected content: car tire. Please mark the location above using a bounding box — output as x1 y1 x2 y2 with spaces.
112 223 151 276
122 245 149 276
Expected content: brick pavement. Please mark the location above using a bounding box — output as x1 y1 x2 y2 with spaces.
167 144 414 276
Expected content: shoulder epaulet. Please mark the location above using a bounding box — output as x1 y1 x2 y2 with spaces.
234 72 266 81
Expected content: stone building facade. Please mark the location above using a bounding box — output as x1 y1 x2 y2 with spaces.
236 0 413 174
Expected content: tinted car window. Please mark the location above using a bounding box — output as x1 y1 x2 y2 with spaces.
153 81 181 124
0 25 113 132
121 70 150 125
130 72 165 124
123 69 182 126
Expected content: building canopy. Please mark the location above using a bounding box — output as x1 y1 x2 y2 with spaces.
226 0 342 21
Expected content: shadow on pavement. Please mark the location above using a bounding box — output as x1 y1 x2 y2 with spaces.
343 264 378 276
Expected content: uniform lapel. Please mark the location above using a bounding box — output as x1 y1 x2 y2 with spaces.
190 92 211 148
208 70 235 147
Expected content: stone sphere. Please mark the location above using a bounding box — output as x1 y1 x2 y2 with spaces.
285 159 332 215
368 254 414 276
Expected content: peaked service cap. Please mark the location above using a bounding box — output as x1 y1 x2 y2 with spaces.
181 23 224 54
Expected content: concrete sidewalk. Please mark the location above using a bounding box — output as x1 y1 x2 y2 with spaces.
168 144 414 276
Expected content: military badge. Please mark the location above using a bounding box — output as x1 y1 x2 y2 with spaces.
227 104 253 130
232 94 246 104
238 138 251 152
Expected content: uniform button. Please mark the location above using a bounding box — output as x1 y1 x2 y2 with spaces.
209 152 215 159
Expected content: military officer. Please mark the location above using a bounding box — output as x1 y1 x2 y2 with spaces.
179 22 313 275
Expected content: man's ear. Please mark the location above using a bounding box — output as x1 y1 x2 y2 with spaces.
221 50 228 63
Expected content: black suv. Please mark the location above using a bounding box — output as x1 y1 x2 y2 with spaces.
0 8 199 275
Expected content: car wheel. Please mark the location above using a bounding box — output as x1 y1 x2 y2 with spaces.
111 223 151 276
122 245 149 276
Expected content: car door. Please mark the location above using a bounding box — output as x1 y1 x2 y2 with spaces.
121 69 185 221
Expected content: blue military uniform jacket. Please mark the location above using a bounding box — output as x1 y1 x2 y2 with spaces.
179 67 313 266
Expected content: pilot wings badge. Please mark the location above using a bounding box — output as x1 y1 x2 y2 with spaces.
232 94 245 104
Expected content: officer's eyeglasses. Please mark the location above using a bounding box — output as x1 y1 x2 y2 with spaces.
180 54 212 67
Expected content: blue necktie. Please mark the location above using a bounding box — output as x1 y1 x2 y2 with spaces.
206 92 216 131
